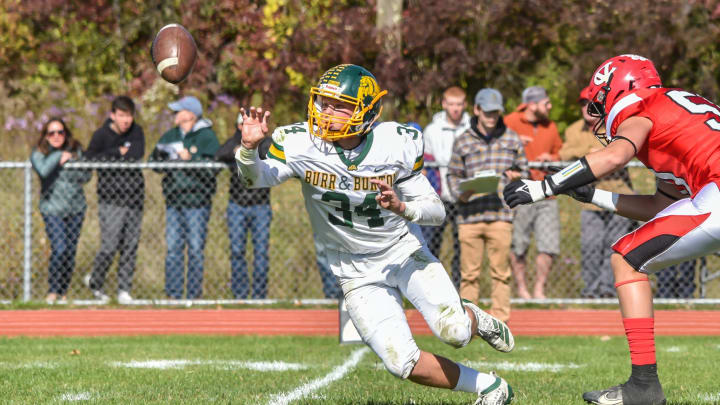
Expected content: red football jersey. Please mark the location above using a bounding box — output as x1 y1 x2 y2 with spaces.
606 87 720 196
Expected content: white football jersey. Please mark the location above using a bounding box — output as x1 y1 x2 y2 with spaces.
259 121 426 253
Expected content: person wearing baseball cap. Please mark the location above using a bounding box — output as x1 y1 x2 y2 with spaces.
168 95 203 118
504 85 563 301
446 87 528 323
150 95 220 299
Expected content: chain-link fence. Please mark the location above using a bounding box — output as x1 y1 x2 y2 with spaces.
1 160 719 305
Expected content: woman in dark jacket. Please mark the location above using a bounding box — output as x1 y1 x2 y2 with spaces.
30 117 91 303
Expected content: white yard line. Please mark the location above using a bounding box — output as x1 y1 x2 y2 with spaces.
700 392 720 403
266 347 369 405
111 359 307 371
59 392 92 401
466 360 583 373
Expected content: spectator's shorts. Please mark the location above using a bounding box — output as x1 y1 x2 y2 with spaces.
613 181 720 273
511 199 560 256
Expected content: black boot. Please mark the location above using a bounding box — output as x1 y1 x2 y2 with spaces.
583 365 666 405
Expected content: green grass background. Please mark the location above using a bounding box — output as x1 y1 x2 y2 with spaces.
0 334 717 404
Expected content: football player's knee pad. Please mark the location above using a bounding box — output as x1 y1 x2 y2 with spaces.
380 345 420 379
433 306 472 348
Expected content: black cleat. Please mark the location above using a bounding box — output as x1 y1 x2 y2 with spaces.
583 380 666 405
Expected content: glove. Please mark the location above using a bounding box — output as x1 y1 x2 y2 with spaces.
562 183 596 203
502 179 552 208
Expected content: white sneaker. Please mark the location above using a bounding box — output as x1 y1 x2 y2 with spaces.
475 372 514 405
464 300 514 352
83 273 109 302
92 290 110 302
117 290 133 304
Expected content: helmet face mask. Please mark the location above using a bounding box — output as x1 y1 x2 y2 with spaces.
587 83 611 145
308 64 387 141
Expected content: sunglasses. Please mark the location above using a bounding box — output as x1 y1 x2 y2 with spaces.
46 130 66 137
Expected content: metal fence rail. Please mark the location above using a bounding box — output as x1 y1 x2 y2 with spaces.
1 160 718 305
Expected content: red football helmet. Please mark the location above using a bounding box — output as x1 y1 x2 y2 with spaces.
586 54 662 142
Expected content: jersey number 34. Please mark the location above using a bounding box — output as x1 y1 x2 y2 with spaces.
322 191 384 228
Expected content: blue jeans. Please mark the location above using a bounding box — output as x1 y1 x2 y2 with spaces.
165 205 211 299
227 202 272 298
42 211 85 296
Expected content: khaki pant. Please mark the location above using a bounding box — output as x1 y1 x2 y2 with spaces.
458 221 513 322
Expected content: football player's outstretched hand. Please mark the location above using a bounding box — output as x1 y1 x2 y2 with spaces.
502 179 549 208
239 106 271 149
370 179 405 215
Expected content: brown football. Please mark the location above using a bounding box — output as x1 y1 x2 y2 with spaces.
150 24 197 84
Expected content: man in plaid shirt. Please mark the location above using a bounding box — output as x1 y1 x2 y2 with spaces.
447 88 528 322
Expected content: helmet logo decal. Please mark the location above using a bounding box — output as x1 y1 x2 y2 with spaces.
358 75 379 108
594 62 616 86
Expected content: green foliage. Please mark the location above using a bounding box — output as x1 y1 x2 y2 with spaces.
4 0 720 143
2 0 720 161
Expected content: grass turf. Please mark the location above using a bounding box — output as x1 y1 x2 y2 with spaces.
0 334 717 404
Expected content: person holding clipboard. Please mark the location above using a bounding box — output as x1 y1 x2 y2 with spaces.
447 88 528 323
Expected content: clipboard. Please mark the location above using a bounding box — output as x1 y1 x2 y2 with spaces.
458 170 500 194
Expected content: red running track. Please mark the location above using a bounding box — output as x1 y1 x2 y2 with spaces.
0 309 719 337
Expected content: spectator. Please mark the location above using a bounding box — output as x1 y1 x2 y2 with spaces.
447 88 528 322
504 85 563 299
559 86 635 298
421 86 470 287
656 260 697 298
83 96 145 304
215 112 272 299
150 96 220 299
30 117 91 304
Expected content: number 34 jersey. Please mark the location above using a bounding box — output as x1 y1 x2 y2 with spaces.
257 121 427 254
606 87 720 196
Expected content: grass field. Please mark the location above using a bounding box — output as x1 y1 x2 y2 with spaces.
1 334 718 404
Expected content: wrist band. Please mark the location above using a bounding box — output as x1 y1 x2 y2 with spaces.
236 145 258 165
401 202 419 222
591 189 619 212
546 157 597 194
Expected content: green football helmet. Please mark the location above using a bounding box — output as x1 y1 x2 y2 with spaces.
308 64 387 140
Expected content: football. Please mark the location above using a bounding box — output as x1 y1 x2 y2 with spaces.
150 23 197 84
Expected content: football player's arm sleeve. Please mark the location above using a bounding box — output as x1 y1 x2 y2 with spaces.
235 143 293 188
396 173 446 225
